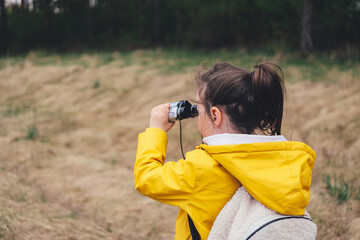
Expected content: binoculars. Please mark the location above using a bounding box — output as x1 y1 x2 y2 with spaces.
168 100 198 122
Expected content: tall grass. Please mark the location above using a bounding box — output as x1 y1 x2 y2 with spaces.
324 175 354 204
25 125 39 141
1 49 359 81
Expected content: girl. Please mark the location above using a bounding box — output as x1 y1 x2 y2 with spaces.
134 62 316 239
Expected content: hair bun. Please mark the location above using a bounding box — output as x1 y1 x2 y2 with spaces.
251 62 285 135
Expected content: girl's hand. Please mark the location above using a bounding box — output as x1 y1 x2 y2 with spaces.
150 103 175 132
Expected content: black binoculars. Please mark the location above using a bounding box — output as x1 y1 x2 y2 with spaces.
168 100 198 123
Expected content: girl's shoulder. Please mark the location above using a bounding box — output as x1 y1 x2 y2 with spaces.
185 147 240 195
185 147 214 165
186 147 236 177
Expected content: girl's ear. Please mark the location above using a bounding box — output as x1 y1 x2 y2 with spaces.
210 106 222 127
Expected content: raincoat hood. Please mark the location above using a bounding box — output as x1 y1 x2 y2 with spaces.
198 141 316 215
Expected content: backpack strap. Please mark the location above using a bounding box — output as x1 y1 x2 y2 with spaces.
188 214 201 240
242 214 314 240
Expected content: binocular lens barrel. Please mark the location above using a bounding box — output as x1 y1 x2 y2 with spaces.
168 100 198 122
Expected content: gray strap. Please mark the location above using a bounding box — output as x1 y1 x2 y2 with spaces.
241 214 313 240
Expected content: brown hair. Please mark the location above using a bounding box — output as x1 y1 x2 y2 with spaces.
195 62 285 135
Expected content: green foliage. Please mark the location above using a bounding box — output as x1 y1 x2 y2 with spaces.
25 125 39 141
40 194 47 203
97 53 115 65
4 104 31 117
106 223 112 233
324 175 353 204
111 158 118 165
93 80 100 89
7 49 359 82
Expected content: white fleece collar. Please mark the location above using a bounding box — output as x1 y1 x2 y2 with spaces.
203 133 287 146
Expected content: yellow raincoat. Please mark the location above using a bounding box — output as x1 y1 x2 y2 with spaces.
134 128 316 240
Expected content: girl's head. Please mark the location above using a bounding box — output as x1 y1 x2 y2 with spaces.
195 62 285 137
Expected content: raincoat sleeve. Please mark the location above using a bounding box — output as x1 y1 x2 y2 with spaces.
134 127 197 207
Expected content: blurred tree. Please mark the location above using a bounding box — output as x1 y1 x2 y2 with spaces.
313 0 360 50
153 0 160 46
107 0 116 38
87 0 93 44
301 0 314 52
175 0 183 46
44 0 54 47
139 0 146 41
21 0 28 12
0 0 359 54
0 0 8 54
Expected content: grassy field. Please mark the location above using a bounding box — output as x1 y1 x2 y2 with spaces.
0 49 359 239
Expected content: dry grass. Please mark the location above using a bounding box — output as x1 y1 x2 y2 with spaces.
0 51 359 239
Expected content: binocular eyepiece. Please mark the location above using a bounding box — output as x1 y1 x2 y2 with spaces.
168 100 198 123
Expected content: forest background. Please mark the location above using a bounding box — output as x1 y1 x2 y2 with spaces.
0 0 360 54
0 0 360 240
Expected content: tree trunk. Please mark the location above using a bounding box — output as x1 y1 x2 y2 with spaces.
139 0 146 40
107 0 116 38
223 0 231 46
0 0 8 54
21 0 28 12
153 0 160 46
63 0 72 43
44 0 53 47
176 0 183 46
87 0 93 44
301 0 313 51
